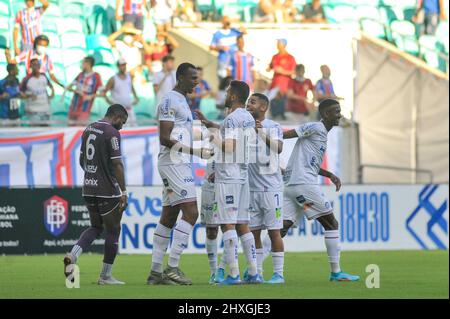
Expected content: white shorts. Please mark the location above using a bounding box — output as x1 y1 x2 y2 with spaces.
158 164 197 207
283 184 332 225
249 191 283 230
214 182 250 225
200 188 218 226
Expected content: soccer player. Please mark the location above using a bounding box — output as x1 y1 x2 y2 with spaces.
280 99 359 282
196 80 260 285
147 62 212 286
63 104 129 285
246 93 285 284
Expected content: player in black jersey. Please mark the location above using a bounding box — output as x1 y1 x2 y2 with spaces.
64 104 128 285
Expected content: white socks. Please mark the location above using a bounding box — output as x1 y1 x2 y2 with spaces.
239 232 258 276
206 238 218 275
168 219 193 268
151 223 172 273
272 251 284 277
262 234 272 262
100 262 112 278
70 245 82 262
324 230 341 273
223 230 239 278
256 248 264 275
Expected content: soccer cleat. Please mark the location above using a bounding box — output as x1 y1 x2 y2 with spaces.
63 253 75 279
163 266 193 285
243 273 264 284
97 276 125 285
265 273 285 284
330 271 360 282
219 275 242 285
214 268 225 284
243 268 249 281
209 273 216 285
147 271 177 285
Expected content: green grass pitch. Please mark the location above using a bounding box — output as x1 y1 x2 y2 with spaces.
0 250 448 299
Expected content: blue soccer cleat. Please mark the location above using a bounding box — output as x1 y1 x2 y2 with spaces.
214 268 225 284
330 271 360 282
219 275 242 285
243 273 264 284
265 273 285 284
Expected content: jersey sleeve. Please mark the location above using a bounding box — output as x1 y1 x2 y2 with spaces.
158 95 175 122
274 123 283 141
108 129 122 160
295 122 320 139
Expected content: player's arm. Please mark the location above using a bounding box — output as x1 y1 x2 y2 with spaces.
102 77 115 104
255 121 283 154
283 129 298 139
194 109 220 129
40 0 50 11
49 72 65 88
319 168 341 191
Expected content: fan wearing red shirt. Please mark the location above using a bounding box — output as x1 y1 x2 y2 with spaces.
267 39 296 119
286 64 314 123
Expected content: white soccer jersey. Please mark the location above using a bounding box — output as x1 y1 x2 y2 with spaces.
157 90 193 166
215 107 255 184
248 119 283 192
284 121 328 186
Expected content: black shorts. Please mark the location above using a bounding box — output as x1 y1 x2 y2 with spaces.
123 14 144 30
84 196 121 216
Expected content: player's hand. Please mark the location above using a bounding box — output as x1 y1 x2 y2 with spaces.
207 173 215 183
14 47 20 56
330 174 341 192
255 120 263 132
194 110 212 127
119 194 128 211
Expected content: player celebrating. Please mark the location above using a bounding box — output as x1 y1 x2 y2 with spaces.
281 99 359 282
246 93 285 284
196 80 260 285
147 62 212 286
64 104 129 285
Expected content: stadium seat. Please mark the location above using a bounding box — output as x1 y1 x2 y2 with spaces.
65 64 82 83
61 1 85 19
0 1 10 17
326 4 357 25
402 6 416 21
360 18 387 39
86 34 111 52
0 17 9 32
43 4 62 18
58 18 84 34
390 20 419 56
0 61 8 78
93 63 115 82
46 32 62 48
221 3 245 22
0 34 8 49
91 49 115 66
356 5 380 21
42 20 59 34
60 32 87 49
52 63 67 83
63 48 87 67
419 35 448 72
200 98 219 120
0 49 7 63
46 47 64 65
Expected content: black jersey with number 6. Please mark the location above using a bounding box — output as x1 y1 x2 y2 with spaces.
80 121 123 198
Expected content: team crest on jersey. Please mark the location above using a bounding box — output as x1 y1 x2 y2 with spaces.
296 195 306 204
111 137 120 151
180 189 187 197
226 196 234 204
162 178 169 187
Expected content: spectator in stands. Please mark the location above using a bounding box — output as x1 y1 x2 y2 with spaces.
6 35 65 88
175 0 200 24
210 15 246 83
108 25 149 76
188 66 211 116
286 64 314 123
13 0 49 56
267 38 296 120
66 56 103 126
144 30 179 74
153 55 176 104
228 35 256 90
115 0 150 31
300 0 327 23
254 0 284 23
0 64 25 121
283 0 299 23
150 0 177 32
315 64 339 103
102 58 139 126
413 0 447 35
20 57 54 126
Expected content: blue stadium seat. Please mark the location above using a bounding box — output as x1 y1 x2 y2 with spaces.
86 34 112 51
58 18 84 34
63 48 87 67
91 49 115 66
356 5 380 21
46 47 64 65
60 32 87 49
0 62 7 79
360 18 387 39
0 34 9 49
47 32 62 48
390 20 419 56
65 63 82 83
0 1 11 17
43 4 62 18
0 16 10 32
61 1 85 19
